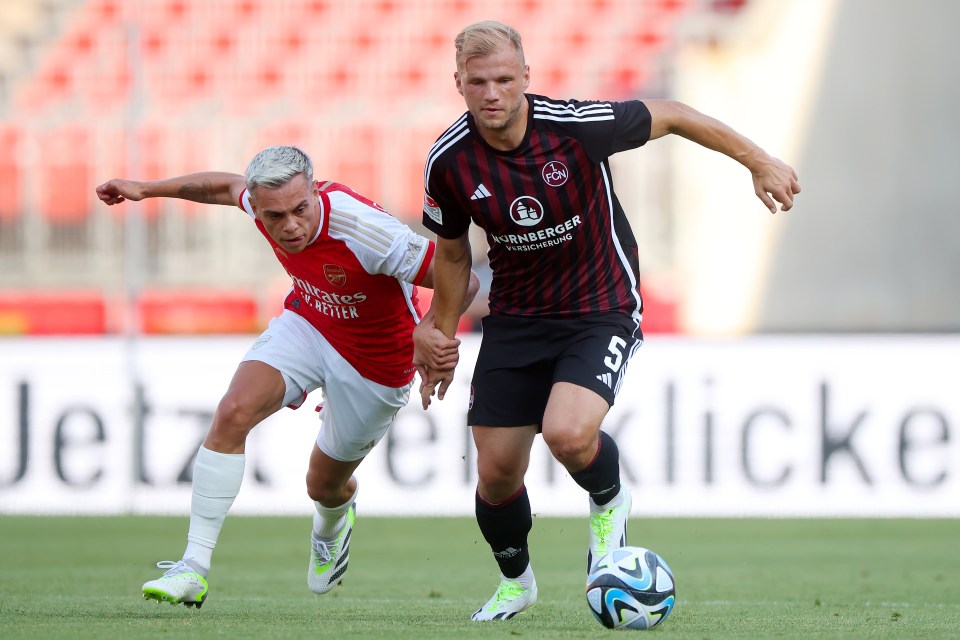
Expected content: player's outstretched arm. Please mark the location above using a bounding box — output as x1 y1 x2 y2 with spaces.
644 99 801 213
95 172 246 208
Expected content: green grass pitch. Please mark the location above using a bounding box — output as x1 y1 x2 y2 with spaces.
1 515 958 639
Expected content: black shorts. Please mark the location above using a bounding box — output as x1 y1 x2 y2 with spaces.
467 312 643 427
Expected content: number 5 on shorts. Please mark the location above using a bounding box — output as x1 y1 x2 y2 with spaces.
604 336 627 372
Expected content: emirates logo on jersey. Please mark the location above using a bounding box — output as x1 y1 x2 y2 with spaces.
509 196 544 227
542 160 569 187
323 264 347 287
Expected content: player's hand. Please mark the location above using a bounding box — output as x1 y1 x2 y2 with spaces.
751 154 801 213
413 320 461 371
95 179 147 205
417 368 455 410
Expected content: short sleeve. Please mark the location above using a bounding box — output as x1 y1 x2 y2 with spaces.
423 166 471 239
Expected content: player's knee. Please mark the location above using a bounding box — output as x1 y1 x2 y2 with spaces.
476 465 524 503
542 423 596 467
210 393 260 439
305 472 347 504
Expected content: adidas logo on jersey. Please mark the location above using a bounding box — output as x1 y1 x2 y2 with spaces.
596 372 613 388
470 183 492 200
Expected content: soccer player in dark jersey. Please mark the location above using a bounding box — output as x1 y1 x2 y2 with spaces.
413 20 801 621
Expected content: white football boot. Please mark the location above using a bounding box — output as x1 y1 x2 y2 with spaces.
471 575 538 621
587 483 632 573
142 560 209 608
307 504 355 594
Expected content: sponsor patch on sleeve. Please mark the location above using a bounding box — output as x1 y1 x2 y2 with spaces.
423 193 443 225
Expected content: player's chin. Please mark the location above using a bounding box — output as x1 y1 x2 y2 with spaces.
282 239 307 253
479 117 506 130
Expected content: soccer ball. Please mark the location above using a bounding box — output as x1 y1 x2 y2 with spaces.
585 546 676 630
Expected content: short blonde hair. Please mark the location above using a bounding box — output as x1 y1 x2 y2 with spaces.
244 145 313 193
455 20 525 71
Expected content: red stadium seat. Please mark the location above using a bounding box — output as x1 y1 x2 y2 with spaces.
137 289 262 334
640 280 680 334
162 0 192 22
88 0 122 23
0 124 23 221
654 0 689 13
37 127 92 223
0 291 108 335
324 126 380 198
107 127 169 221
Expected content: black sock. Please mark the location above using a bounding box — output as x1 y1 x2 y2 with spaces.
570 431 621 506
475 486 532 579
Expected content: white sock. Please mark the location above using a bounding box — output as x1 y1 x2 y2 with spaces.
182 446 245 574
313 479 359 539
506 563 536 589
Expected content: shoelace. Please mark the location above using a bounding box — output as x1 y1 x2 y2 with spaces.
156 560 193 577
590 507 615 545
486 580 524 609
312 538 333 565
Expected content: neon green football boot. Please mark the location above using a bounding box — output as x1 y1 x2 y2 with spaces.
307 504 355 594
142 560 209 608
471 576 538 621
587 483 632 573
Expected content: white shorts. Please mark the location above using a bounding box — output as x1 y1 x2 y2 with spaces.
242 310 412 462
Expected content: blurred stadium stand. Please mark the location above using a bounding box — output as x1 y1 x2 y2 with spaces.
0 0 745 334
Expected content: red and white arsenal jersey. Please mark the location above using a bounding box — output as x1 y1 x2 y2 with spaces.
239 180 435 387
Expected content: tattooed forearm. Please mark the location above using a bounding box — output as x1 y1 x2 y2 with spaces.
178 180 217 203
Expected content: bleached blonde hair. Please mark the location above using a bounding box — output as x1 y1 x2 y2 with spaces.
455 20 525 71
244 145 314 193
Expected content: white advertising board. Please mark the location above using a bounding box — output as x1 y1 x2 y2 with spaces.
0 335 957 517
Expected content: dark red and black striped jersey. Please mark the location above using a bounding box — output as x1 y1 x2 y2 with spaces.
422 93 652 320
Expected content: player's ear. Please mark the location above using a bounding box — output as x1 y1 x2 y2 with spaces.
523 65 530 89
454 71 464 96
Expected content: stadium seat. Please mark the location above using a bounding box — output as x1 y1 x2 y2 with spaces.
137 289 262 334
322 126 381 198
0 124 23 221
654 0 689 13
1 0 703 334
139 27 169 58
0 290 108 335
252 119 314 157
37 127 92 223
303 0 329 17
87 0 122 23
161 0 192 23
103 127 170 221
640 279 680 334
230 0 260 23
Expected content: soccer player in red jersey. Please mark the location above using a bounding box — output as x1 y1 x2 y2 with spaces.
414 21 800 621
97 145 477 608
